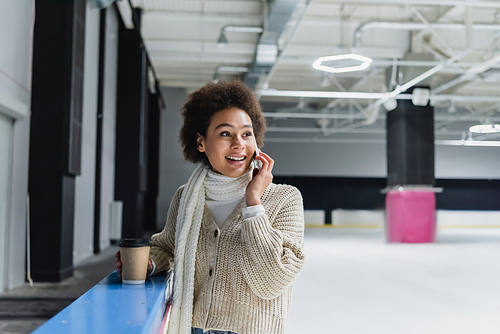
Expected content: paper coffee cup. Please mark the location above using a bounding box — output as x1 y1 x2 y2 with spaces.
119 238 151 284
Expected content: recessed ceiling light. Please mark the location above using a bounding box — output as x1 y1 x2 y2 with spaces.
313 53 373 74
469 124 500 134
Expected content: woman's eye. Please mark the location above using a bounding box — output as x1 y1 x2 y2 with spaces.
220 131 230 137
243 132 253 137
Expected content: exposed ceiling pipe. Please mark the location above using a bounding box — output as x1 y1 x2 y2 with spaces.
263 137 500 147
264 112 368 120
354 21 500 48
267 126 386 134
266 126 466 135
340 0 500 9
259 90 500 103
265 137 387 144
372 59 500 69
220 25 264 34
263 111 500 122
217 25 264 45
261 90 391 99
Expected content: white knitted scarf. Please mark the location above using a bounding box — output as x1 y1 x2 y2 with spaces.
167 164 252 334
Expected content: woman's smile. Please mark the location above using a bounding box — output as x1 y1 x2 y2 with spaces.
225 154 247 165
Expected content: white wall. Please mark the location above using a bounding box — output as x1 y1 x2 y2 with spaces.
0 0 34 292
435 145 500 179
157 87 196 229
264 141 500 179
264 142 387 177
0 114 13 292
99 6 119 251
0 0 33 107
73 2 100 265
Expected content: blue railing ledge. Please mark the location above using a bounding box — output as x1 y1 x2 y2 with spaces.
33 271 172 334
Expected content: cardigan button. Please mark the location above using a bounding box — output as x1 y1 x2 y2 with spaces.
214 230 218 237
209 269 213 276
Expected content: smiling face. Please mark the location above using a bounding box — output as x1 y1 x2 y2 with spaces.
197 107 256 178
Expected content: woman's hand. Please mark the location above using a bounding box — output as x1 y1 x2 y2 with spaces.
246 151 274 206
115 251 154 277
115 251 123 276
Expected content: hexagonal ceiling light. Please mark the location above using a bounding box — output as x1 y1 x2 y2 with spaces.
313 53 373 74
469 124 500 134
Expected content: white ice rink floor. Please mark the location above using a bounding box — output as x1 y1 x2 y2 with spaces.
286 228 500 334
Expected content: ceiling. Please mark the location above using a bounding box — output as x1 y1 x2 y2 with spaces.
130 0 500 146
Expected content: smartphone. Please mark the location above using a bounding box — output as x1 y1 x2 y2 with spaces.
253 135 263 169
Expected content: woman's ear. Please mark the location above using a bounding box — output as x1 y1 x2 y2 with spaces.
197 133 205 152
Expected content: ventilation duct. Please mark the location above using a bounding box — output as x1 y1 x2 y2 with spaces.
244 0 304 89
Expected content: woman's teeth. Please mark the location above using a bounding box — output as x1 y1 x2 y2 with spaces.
226 156 245 161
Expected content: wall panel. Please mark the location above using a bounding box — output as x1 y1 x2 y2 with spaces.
0 113 13 291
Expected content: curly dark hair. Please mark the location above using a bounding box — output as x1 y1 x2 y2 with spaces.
180 80 267 165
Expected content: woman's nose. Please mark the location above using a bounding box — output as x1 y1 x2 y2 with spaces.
231 136 245 149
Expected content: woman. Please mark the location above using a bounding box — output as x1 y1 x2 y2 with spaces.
117 80 305 334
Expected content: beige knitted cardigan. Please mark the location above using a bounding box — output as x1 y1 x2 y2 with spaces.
150 183 306 334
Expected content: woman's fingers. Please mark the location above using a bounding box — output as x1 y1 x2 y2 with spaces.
115 251 122 276
147 259 153 275
262 152 274 171
256 151 274 172
252 151 273 187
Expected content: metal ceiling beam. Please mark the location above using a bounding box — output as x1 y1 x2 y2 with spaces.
142 12 263 21
263 112 500 122
259 90 500 103
432 55 500 94
337 0 500 8
266 126 385 133
266 126 466 135
264 112 369 120
264 137 500 147
354 21 500 48
261 90 394 99
372 59 500 70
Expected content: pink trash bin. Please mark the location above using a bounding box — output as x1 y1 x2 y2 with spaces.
385 190 436 243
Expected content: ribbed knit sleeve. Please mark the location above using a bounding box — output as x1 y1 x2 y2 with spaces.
239 185 305 300
150 186 184 273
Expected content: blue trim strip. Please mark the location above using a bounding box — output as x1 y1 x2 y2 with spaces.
33 271 169 334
